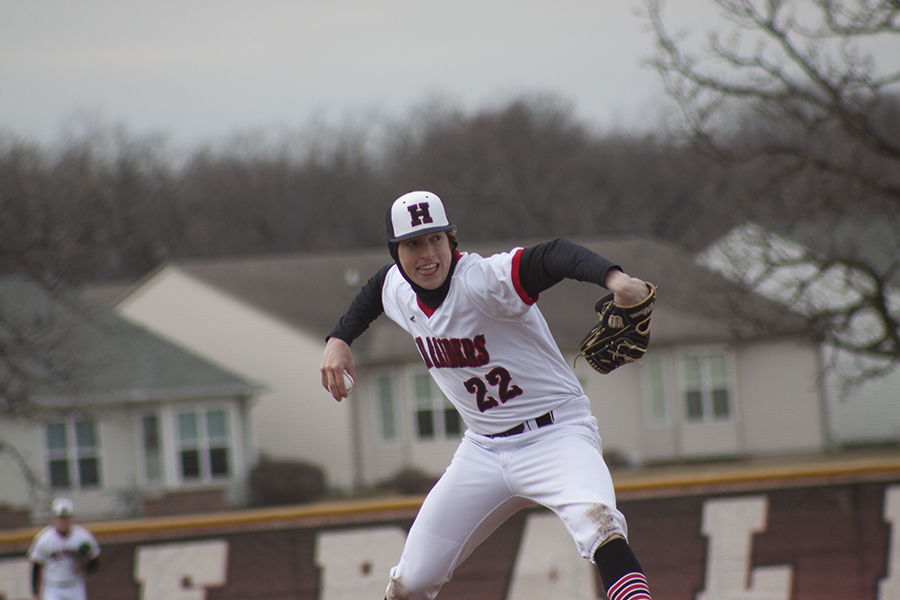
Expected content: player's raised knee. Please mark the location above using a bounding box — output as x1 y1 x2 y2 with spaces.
386 573 442 600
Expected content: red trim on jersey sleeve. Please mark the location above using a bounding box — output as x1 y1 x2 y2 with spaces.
512 248 538 305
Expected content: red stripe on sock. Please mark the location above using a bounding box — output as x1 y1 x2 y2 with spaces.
608 572 651 600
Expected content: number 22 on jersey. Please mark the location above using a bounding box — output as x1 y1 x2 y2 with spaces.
464 367 523 412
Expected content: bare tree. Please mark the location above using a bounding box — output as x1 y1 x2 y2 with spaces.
0 277 98 507
646 0 900 201
647 0 900 384
3 100 735 281
381 95 732 248
0 127 182 284
0 131 121 504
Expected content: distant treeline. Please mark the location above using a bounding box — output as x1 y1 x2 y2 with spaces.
1 95 895 285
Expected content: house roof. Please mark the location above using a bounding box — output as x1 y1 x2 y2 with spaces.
0 277 260 406
781 215 900 287
117 236 812 364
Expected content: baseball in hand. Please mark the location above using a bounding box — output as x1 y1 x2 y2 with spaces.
343 371 355 394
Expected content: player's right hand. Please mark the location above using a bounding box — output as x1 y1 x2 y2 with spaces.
320 338 356 401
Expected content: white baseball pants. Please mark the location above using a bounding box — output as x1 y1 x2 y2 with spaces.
386 398 627 600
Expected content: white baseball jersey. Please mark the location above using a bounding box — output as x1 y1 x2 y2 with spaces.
382 248 586 435
28 524 100 590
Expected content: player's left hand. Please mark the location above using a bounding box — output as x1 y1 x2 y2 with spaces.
604 269 650 306
580 282 656 374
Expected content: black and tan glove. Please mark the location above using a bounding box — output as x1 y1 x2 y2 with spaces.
580 283 656 374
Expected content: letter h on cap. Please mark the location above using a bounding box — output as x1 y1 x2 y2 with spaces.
407 203 434 227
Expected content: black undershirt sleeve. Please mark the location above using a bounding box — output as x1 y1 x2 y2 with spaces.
328 240 615 343
326 264 391 345
518 238 621 298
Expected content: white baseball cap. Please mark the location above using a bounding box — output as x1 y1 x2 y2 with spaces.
386 191 455 243
51 498 74 516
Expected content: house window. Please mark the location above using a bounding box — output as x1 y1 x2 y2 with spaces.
411 372 461 441
142 414 163 483
45 419 101 489
644 355 670 426
682 352 733 422
176 408 231 481
377 374 398 442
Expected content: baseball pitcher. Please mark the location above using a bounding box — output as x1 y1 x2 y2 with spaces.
321 191 654 600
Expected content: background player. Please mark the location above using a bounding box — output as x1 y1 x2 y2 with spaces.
320 191 653 600
28 498 100 600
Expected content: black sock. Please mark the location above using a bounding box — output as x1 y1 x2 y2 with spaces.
594 538 651 600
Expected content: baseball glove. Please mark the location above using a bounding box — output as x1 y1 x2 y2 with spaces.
77 542 93 570
579 283 656 374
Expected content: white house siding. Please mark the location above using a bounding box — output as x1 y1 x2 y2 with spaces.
825 348 900 444
579 358 646 465
0 409 141 522
0 421 40 510
116 267 356 492
96 409 141 518
639 420 679 461
734 341 825 455
681 420 742 457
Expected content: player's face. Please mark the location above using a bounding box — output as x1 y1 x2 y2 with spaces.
398 232 452 290
52 515 73 536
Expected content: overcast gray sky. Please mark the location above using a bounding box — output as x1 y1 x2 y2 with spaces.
1 1 897 148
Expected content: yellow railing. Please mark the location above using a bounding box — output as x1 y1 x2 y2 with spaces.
3 452 899 550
